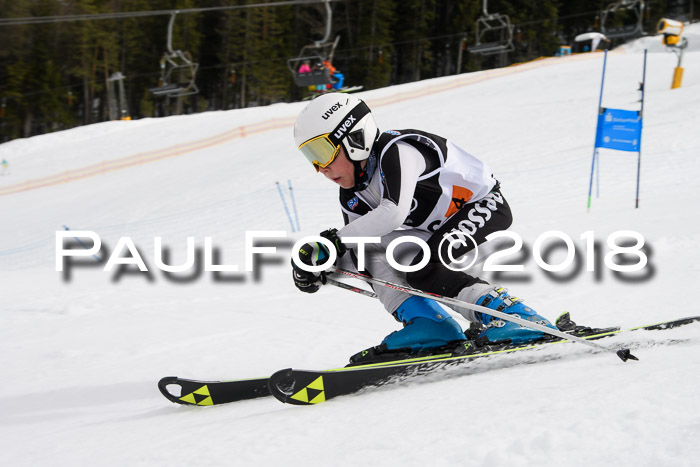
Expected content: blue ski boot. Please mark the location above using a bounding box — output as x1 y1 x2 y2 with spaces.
348 296 466 365
475 287 556 345
382 296 466 351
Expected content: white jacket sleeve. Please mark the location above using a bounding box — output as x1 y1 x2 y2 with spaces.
339 142 426 238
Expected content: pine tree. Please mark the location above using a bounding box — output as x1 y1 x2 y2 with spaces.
246 1 294 105
0 0 688 141
393 0 436 83
0 0 32 140
217 5 243 109
63 0 124 124
1 0 77 138
350 0 396 90
429 0 482 77
506 0 560 63
120 0 176 118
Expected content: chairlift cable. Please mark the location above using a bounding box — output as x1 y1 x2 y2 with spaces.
0 6 611 102
0 0 345 27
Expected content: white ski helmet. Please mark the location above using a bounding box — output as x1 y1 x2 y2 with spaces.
294 93 379 171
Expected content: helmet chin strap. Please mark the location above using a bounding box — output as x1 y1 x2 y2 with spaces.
352 149 377 192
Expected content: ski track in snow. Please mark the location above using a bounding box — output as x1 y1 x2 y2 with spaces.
1 28 700 466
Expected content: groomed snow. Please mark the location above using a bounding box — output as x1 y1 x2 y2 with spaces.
1 27 700 466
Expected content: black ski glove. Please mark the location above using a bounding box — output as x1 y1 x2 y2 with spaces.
292 241 329 293
291 228 346 294
319 228 347 258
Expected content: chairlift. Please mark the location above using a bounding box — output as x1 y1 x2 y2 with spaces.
149 12 199 98
600 0 645 40
287 0 338 88
287 36 340 87
467 0 514 56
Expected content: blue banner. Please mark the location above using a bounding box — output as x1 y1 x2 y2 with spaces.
595 108 642 152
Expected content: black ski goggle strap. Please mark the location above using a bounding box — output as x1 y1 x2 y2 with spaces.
327 101 371 147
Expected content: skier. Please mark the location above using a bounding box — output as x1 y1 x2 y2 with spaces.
290 94 556 362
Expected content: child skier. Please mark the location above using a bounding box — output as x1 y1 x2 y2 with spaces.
290 94 556 362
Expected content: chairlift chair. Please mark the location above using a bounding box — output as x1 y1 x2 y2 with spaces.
288 0 343 88
287 36 340 87
600 0 645 40
149 12 199 98
467 0 514 56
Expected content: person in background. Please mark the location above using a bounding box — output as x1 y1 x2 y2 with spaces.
298 60 311 74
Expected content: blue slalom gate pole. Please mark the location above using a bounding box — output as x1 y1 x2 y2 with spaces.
288 179 300 231
595 150 600 199
276 181 296 232
587 50 608 212
62 225 101 261
635 50 647 209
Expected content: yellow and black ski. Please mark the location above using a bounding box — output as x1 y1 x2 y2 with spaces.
159 316 700 407
267 316 700 405
158 376 270 406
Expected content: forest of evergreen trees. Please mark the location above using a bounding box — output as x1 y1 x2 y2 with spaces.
0 0 695 142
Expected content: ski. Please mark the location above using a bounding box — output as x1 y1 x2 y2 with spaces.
302 86 364 100
158 316 700 407
157 359 430 407
157 356 442 407
158 375 270 406
267 316 700 405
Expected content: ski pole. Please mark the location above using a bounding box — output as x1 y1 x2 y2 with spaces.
330 267 638 362
326 277 377 299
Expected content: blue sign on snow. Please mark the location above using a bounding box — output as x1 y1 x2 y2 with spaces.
595 108 642 152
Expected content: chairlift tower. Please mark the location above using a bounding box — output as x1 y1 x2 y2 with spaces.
467 0 514 57
108 72 130 120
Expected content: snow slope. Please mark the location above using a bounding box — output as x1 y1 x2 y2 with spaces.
1 28 700 466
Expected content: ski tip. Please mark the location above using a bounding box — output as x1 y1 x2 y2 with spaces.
157 376 184 404
617 349 639 362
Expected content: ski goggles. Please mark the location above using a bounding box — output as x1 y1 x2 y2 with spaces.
298 101 371 171
298 134 342 171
